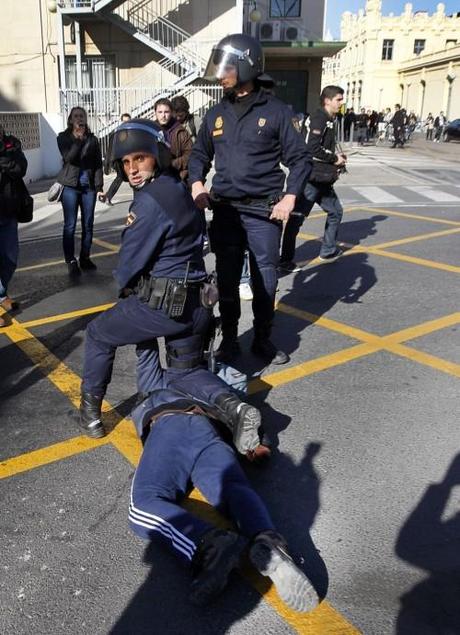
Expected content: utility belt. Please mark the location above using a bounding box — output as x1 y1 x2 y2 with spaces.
210 192 303 218
135 272 218 318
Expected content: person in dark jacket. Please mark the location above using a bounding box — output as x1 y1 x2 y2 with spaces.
391 104 406 148
0 124 27 327
100 112 131 205
57 107 103 276
154 98 193 181
171 95 202 143
279 85 346 271
189 34 310 365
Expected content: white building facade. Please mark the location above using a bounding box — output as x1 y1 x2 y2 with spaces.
322 0 460 118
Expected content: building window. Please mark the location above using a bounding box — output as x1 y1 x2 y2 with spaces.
414 39 425 55
382 39 394 61
269 0 301 18
446 39 457 47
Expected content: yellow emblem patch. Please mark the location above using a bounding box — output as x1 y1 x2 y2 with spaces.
212 129 223 137
258 118 266 127
215 116 223 129
125 211 137 226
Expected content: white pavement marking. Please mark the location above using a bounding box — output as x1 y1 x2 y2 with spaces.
353 186 404 204
405 186 460 202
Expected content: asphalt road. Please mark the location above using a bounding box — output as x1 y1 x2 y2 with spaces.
1 141 459 635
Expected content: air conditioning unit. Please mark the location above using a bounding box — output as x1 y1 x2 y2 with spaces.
284 25 300 41
259 21 282 41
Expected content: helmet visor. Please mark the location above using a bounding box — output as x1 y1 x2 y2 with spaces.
203 44 248 81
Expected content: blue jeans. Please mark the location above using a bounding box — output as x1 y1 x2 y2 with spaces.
281 181 343 261
61 185 97 262
0 215 19 302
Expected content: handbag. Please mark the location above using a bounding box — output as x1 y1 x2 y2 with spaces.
309 159 340 184
11 178 34 223
47 181 64 202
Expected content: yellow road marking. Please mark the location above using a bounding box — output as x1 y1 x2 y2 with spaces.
355 205 460 227
387 343 460 378
20 303 114 329
16 249 118 273
370 227 460 250
382 312 460 344
92 237 120 251
296 232 460 274
0 317 360 634
0 436 109 479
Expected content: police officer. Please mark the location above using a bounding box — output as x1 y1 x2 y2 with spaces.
129 387 318 611
391 104 406 148
79 119 212 438
188 34 310 365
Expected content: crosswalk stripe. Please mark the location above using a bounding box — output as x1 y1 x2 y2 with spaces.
405 186 460 202
353 186 403 204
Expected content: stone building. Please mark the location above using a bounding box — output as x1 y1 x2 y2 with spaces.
322 0 460 118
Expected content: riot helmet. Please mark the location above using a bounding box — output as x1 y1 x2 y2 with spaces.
204 34 264 84
111 118 172 181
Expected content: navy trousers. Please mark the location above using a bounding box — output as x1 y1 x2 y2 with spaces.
209 203 281 337
0 215 18 302
129 408 275 563
82 292 210 396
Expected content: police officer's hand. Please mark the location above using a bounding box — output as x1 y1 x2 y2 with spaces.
191 182 211 210
270 194 296 222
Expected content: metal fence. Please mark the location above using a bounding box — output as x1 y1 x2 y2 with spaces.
0 112 41 150
60 84 222 156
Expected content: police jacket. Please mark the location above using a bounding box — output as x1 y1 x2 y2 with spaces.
114 173 206 290
188 89 310 199
306 108 338 164
391 110 406 129
57 129 103 191
0 134 28 219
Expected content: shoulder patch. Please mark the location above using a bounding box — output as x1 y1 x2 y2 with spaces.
291 117 300 132
125 211 137 227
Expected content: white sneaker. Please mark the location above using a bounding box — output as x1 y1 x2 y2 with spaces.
239 282 253 301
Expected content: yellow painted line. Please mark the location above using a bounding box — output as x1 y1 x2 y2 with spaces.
92 237 119 251
1 319 360 634
0 436 109 479
371 226 460 250
20 303 114 329
383 312 460 344
387 343 460 378
355 205 460 227
16 249 118 273
276 302 380 344
248 342 379 394
366 246 460 274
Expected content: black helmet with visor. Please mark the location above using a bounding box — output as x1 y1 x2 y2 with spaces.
204 34 265 84
111 119 172 181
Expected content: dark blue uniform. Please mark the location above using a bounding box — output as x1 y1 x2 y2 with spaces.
188 89 310 343
129 389 275 563
81 173 210 397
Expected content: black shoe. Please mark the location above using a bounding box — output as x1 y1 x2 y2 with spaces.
67 259 81 277
318 248 343 263
249 531 318 613
79 392 105 438
190 529 247 606
216 337 241 363
214 393 261 454
251 339 289 365
278 260 301 273
79 257 97 271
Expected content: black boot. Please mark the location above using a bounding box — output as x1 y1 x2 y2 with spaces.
251 323 289 365
249 530 318 613
79 391 105 438
216 326 241 363
190 528 247 606
79 257 97 271
214 393 261 454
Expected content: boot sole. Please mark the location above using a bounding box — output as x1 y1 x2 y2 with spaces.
233 404 261 453
249 543 318 613
80 419 106 439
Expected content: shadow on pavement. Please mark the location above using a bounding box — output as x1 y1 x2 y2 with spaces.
395 453 460 634
109 441 327 633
